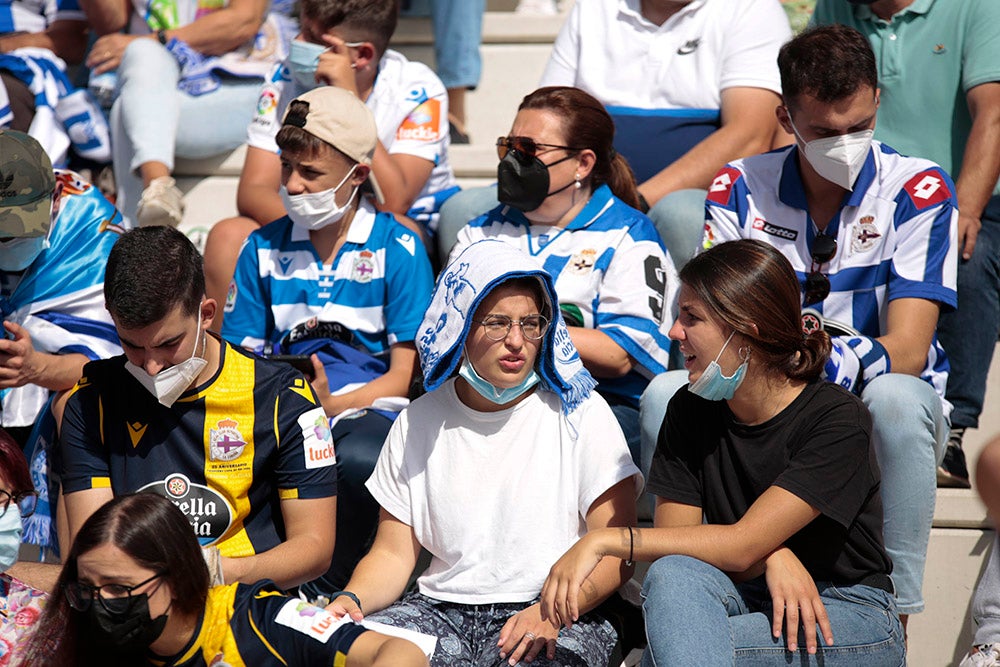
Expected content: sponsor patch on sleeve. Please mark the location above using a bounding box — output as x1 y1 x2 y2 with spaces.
396 98 442 142
903 169 952 210
298 407 336 469
275 598 352 643
706 167 742 205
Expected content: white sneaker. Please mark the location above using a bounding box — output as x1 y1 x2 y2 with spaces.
515 0 558 15
136 176 184 227
961 644 1000 667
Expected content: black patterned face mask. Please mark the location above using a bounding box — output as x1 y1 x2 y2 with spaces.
79 591 169 652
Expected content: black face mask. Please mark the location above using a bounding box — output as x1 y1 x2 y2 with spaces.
82 592 169 652
497 151 577 212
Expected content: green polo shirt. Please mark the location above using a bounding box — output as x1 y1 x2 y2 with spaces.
811 0 1000 195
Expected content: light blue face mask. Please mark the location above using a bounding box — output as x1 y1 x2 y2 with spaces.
688 331 749 401
0 235 48 272
287 40 327 90
0 505 22 571
459 356 540 406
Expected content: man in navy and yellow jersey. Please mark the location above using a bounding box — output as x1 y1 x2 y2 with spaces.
60 226 338 590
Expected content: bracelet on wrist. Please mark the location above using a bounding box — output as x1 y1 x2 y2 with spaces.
156 29 168 45
331 590 362 612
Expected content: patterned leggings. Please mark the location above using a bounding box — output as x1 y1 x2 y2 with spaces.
366 592 617 667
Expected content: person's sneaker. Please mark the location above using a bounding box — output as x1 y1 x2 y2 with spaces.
960 644 1000 667
938 427 972 488
136 176 184 227
515 0 558 15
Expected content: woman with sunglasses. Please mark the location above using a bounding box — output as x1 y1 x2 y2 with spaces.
449 86 677 469
18 493 429 667
540 240 904 666
324 240 641 667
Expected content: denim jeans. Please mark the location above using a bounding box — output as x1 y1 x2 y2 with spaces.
936 195 1000 430
111 38 262 225
972 534 1000 645
430 0 485 90
646 188 708 270
640 555 905 666
638 371 948 615
367 591 617 667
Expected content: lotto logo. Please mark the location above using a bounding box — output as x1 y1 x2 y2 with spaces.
904 170 951 209
707 167 742 205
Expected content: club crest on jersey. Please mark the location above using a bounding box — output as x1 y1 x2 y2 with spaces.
752 217 797 241
568 249 597 275
852 216 881 253
210 418 246 461
139 474 234 546
352 250 375 283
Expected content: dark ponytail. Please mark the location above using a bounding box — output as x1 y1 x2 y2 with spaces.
518 86 641 209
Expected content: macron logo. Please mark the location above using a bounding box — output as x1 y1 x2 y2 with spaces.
396 234 416 257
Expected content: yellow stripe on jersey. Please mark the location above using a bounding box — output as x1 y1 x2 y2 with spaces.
278 488 298 500
171 584 248 666
90 476 111 488
249 607 288 665
335 650 349 667
98 395 104 447
198 348 259 558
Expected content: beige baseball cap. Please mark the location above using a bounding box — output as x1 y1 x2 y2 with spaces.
0 130 56 238
281 86 385 205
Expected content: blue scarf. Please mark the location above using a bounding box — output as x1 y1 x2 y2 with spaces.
418 239 595 414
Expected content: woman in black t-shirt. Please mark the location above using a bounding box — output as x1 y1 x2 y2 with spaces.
540 239 905 666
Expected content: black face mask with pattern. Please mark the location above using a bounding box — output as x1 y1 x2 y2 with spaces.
497 151 577 212
81 592 169 652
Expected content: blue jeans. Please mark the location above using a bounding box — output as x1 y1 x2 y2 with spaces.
640 555 904 666
111 38 262 225
936 195 1000 430
972 534 1000 645
638 372 948 615
430 0 485 90
646 188 708 270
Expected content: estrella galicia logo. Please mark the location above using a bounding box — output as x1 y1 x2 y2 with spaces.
139 474 234 546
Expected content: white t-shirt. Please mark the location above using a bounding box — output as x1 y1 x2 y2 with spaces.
248 49 456 204
367 380 642 605
539 0 790 110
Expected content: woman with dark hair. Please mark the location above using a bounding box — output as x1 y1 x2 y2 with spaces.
448 85 677 468
324 240 641 667
18 493 428 667
541 239 905 665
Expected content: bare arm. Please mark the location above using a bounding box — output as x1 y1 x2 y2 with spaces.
0 322 87 391
878 297 940 377
327 509 422 619
5 562 62 593
0 20 89 63
159 0 268 56
311 343 417 418
567 327 635 379
955 82 1000 259
64 487 115 545
221 495 336 589
638 87 781 205
236 146 286 224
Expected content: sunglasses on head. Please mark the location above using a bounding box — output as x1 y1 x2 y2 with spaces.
803 234 838 306
496 136 584 161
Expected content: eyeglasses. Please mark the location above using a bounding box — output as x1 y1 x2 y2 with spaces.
496 136 584 162
65 572 165 615
803 234 838 306
476 315 549 341
0 489 37 519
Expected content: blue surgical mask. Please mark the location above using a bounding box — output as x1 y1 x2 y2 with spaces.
459 356 540 406
0 505 22 571
688 332 749 401
0 236 48 272
288 40 326 89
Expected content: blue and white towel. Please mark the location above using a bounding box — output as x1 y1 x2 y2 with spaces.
418 239 595 414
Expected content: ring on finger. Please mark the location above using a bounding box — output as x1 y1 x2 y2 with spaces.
524 632 536 641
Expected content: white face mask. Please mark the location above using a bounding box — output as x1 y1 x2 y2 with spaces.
124 309 209 408
789 119 873 191
0 235 49 272
281 165 360 231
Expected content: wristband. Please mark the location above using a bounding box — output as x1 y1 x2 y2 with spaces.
156 29 168 45
331 590 362 612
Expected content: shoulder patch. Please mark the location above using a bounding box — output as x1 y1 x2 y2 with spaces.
903 170 952 210
707 167 742 205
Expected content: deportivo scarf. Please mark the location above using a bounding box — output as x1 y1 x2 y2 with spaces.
418 239 595 414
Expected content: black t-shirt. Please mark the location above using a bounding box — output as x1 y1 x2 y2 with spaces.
647 379 891 584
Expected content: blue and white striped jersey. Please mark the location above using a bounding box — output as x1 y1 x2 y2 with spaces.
704 141 958 410
451 185 678 405
0 0 84 34
222 201 434 389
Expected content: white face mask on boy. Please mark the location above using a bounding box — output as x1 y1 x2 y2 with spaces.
281 165 359 231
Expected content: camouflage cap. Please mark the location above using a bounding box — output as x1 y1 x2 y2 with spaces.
0 130 56 238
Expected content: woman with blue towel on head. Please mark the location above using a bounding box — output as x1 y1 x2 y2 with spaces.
324 240 642 667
